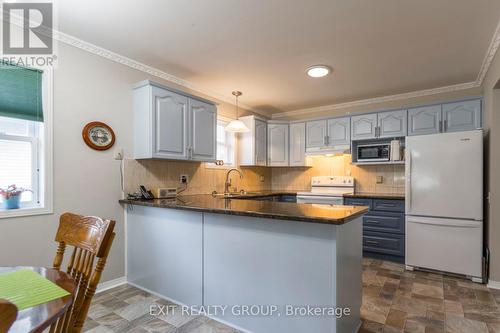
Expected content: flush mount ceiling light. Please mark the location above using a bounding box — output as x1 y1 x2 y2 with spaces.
225 91 250 133
306 65 332 78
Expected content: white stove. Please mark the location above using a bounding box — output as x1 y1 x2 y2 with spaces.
297 176 355 205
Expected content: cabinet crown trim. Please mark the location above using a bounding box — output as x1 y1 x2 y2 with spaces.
134 80 217 106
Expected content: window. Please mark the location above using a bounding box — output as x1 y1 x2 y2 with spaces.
0 117 41 206
207 120 236 168
0 62 52 217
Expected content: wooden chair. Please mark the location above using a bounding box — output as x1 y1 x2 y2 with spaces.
0 299 17 333
49 212 116 333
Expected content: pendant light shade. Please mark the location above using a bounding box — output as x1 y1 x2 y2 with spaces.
225 119 250 132
225 91 250 133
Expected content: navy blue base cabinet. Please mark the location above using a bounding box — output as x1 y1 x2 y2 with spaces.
344 197 405 263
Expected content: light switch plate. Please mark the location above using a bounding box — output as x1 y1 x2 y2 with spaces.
376 176 383 184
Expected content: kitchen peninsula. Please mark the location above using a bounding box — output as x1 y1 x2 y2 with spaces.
121 195 368 333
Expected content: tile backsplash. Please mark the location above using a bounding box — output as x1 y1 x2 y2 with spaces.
271 155 405 193
124 159 272 195
124 155 404 196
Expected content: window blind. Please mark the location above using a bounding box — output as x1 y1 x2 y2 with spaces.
0 61 43 122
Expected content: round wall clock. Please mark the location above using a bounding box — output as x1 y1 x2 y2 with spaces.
82 121 115 151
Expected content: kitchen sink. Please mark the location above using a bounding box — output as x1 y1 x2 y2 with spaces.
211 191 297 203
212 191 262 198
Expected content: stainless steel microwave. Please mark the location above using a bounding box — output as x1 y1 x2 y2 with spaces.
357 143 390 162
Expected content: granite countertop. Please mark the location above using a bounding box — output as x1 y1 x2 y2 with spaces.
343 192 405 200
217 190 297 198
119 194 369 225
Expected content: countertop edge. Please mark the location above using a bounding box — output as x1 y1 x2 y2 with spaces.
119 199 369 225
343 193 405 200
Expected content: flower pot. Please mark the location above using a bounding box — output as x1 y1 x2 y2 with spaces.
3 195 21 209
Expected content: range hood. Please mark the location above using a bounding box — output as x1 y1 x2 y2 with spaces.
305 144 351 156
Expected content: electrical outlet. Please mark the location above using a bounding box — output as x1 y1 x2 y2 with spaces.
180 174 189 184
376 176 383 184
260 175 265 182
113 148 123 160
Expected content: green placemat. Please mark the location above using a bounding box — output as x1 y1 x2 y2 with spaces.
0 268 70 310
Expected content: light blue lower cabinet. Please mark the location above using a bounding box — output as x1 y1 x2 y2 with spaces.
126 206 363 333
203 213 361 333
126 206 203 306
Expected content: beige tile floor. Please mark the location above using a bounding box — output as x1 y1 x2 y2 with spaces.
82 259 500 333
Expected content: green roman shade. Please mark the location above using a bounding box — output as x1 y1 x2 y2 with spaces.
0 61 43 122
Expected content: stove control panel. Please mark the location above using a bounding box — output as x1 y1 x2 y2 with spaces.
311 176 355 187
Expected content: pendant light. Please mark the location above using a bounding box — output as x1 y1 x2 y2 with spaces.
225 91 250 133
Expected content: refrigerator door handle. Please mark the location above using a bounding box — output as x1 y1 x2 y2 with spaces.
406 152 411 212
407 219 481 228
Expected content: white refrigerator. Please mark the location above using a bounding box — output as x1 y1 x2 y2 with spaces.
405 130 483 281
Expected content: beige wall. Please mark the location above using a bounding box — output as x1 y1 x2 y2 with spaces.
0 42 258 283
482 48 500 282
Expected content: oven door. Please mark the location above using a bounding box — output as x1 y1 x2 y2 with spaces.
296 195 343 205
357 144 390 162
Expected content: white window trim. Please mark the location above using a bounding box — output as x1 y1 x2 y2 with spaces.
205 116 238 170
0 68 53 219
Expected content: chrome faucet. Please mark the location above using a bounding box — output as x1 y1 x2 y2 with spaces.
224 168 243 195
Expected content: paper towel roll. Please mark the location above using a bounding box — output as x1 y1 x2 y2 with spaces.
390 140 401 161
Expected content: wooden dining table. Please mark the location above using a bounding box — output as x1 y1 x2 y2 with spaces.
0 267 75 333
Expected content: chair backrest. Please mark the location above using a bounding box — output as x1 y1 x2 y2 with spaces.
50 212 115 333
0 299 17 333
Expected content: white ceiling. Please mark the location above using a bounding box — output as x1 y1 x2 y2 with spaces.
58 0 500 114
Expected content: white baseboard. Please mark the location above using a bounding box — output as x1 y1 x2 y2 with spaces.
96 276 127 293
487 279 500 290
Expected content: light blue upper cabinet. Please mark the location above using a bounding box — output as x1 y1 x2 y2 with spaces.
377 110 407 138
442 100 481 132
351 113 378 140
153 87 189 159
267 123 289 166
190 99 217 161
133 81 217 161
289 122 308 166
306 120 327 148
327 117 351 146
255 119 268 166
408 105 442 136
238 116 267 166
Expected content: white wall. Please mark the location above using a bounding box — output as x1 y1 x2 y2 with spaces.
0 42 246 282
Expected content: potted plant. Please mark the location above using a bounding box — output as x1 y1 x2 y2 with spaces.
0 185 30 210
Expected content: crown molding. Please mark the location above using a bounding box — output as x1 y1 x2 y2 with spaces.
52 31 270 118
272 81 479 119
477 19 500 84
